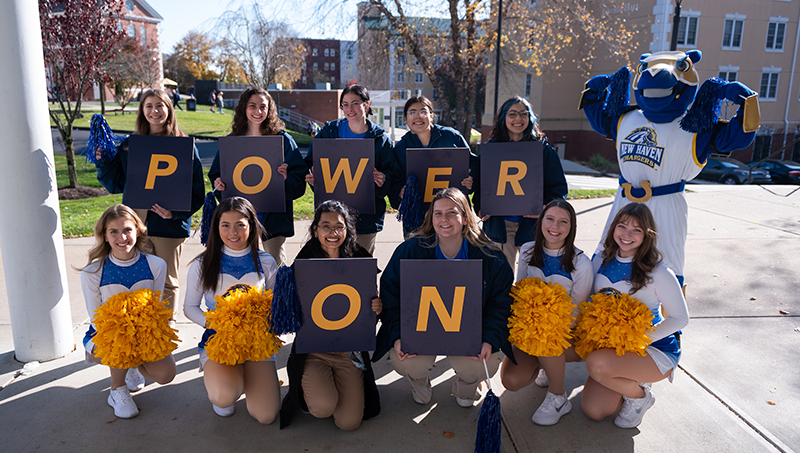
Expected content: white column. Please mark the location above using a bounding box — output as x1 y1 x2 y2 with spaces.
0 0 73 361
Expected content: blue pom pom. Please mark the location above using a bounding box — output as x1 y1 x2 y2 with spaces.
680 78 725 133
605 67 631 118
200 192 217 246
83 114 123 165
397 174 424 232
270 266 304 335
474 389 502 453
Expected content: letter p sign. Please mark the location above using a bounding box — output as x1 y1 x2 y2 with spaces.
145 154 178 189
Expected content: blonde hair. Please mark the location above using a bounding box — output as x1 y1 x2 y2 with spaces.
81 205 151 271
135 89 187 137
411 187 498 251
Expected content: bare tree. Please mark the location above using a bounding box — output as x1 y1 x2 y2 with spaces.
103 38 161 112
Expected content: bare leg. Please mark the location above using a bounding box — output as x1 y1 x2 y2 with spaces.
203 360 245 408
581 376 624 421
89 347 127 389
585 349 668 398
139 354 177 385
499 344 541 391
242 361 280 425
538 355 566 395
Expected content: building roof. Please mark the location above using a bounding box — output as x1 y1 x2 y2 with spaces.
132 0 163 21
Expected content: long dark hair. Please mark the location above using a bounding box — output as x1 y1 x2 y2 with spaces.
230 86 285 136
488 96 544 142
305 200 358 258
196 197 264 293
340 84 374 116
524 199 577 273
601 203 662 294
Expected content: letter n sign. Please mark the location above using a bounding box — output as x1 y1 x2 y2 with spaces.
124 135 194 210
400 259 482 356
219 136 285 212
479 141 543 216
313 139 375 214
294 258 377 353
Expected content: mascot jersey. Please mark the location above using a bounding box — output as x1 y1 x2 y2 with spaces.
183 246 278 327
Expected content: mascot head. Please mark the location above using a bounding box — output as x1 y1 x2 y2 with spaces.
633 50 702 123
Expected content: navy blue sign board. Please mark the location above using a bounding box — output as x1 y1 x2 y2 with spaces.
479 141 544 217
400 259 482 356
294 258 378 354
313 139 375 214
219 135 285 212
124 135 194 211
406 148 470 208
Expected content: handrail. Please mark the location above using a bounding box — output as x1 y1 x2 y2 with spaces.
747 137 800 183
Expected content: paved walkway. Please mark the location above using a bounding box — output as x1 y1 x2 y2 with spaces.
1 184 798 452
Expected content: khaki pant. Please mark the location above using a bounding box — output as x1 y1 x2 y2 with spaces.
500 220 520 276
355 232 377 255
301 352 365 431
147 236 184 312
262 236 287 268
389 349 501 403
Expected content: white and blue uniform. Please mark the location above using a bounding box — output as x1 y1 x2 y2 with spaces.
517 244 594 322
81 251 167 361
591 254 689 376
183 246 278 369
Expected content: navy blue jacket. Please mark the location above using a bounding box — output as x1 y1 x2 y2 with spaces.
305 118 396 235
388 124 476 209
373 236 514 362
472 138 568 246
208 131 308 239
96 139 205 238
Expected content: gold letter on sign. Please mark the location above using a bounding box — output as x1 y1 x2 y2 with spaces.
497 161 527 196
233 156 272 194
424 168 452 202
320 158 369 193
311 284 361 330
145 154 178 189
416 286 466 332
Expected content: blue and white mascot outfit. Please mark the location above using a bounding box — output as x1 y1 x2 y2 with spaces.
580 50 760 284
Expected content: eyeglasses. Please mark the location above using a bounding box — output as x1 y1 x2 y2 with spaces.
317 225 346 235
341 101 364 110
506 110 531 119
407 109 431 118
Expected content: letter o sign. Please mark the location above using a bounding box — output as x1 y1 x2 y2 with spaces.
233 156 272 194
311 284 361 331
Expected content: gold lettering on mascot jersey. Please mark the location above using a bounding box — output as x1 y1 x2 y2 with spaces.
619 127 664 170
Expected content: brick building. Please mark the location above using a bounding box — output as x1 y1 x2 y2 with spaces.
295 39 343 89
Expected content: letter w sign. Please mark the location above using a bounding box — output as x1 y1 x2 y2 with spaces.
313 139 375 214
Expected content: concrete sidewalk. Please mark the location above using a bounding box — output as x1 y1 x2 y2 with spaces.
1 185 799 452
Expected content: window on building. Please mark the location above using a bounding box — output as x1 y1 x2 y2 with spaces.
397 71 405 83
432 90 438 100
346 63 353 72
718 70 738 82
140 26 146 46
313 62 318 71
766 19 787 51
525 74 532 99
415 88 423 97
395 110 405 127
126 1 134 11
313 48 318 56
324 49 329 57
415 72 423 83
324 62 329 70
302 62 307 70
331 49 336 57
676 16 698 46
399 89 407 100
347 48 354 59
127 24 135 38
398 54 406 65
753 135 772 161
722 17 744 49
331 63 335 71
302 76 307 85
331 76 336 85
760 70 780 100
415 59 420 66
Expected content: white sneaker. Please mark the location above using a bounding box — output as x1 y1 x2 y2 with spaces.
614 388 655 429
455 396 475 408
108 387 139 419
534 369 549 387
531 392 571 425
213 404 235 417
125 367 145 392
411 388 425 405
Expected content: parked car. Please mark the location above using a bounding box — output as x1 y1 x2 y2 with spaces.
698 156 771 185
746 159 800 184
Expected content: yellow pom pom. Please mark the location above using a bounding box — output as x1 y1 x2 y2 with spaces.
573 289 654 359
93 289 179 369
204 285 283 366
507 277 574 357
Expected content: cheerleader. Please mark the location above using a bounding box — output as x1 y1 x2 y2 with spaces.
80 205 177 419
183 197 280 422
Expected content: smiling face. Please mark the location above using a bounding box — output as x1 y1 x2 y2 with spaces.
405 102 432 135
540 206 572 250
504 102 530 141
142 95 168 132
314 211 347 258
219 211 251 251
613 216 645 258
432 198 467 242
341 92 369 125
105 218 138 260
246 94 269 131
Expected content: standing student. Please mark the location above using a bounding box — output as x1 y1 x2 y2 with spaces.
581 203 689 428
216 91 225 114
499 199 593 425
472 97 568 273
375 187 513 407
208 86 308 267
183 197 280 422
81 205 177 419
304 84 395 255
96 88 205 311
280 200 381 431
389 96 476 237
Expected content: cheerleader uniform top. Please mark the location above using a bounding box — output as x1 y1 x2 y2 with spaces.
516 243 594 321
80 251 167 353
591 253 689 374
